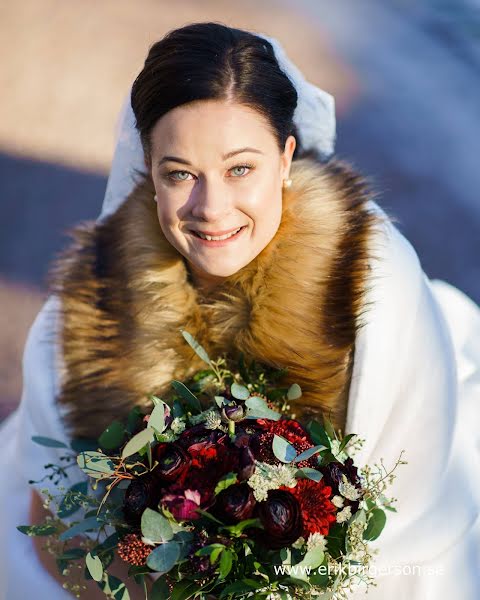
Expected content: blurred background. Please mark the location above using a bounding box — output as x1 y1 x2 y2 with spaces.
1 0 479 421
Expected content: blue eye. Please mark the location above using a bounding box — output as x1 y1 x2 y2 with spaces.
229 164 254 177
170 171 192 181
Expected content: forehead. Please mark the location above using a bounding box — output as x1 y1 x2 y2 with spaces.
150 99 278 156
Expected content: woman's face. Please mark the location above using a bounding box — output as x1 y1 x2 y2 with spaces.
148 99 296 291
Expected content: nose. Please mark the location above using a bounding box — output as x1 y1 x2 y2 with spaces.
190 177 232 222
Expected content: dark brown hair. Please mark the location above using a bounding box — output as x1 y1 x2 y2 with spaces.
131 22 305 164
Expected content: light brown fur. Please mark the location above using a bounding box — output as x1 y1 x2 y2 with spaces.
48 156 387 439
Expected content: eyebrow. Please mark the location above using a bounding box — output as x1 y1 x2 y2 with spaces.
157 147 264 167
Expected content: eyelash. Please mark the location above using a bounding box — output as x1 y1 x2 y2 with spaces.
166 163 255 183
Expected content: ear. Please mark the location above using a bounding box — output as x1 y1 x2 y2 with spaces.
281 135 297 178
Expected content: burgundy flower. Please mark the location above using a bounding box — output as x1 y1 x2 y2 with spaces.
256 490 303 549
162 489 202 521
284 478 336 536
213 483 256 524
123 474 160 528
153 443 191 482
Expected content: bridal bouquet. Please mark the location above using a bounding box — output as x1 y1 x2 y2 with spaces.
19 332 405 600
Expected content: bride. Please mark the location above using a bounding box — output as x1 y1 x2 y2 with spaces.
1 22 479 599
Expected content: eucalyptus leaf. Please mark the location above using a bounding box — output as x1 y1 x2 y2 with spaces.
99 573 130 600
59 516 103 541
57 481 89 519
121 427 155 459
31 436 69 449
181 330 212 366
215 395 226 408
230 382 250 400
149 402 167 434
146 541 180 574
77 451 116 478
86 552 103 582
295 467 324 482
17 523 58 536
287 383 302 401
171 380 202 413
141 508 173 543
245 396 281 421
293 444 327 463
272 435 297 463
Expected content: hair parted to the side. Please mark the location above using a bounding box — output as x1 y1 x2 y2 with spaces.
131 22 306 164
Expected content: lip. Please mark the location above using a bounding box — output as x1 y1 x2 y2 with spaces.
191 226 245 236
189 225 247 247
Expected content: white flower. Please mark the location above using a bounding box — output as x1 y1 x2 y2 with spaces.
170 417 186 434
204 409 222 430
292 536 305 550
330 439 348 461
247 462 297 502
336 505 352 524
331 495 344 508
339 474 361 501
307 532 326 552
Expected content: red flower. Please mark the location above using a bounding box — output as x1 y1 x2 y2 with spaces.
252 419 316 467
283 478 337 536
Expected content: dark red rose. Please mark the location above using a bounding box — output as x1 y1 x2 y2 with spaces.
256 490 303 549
213 483 256 524
153 443 191 482
123 474 160 528
161 489 202 521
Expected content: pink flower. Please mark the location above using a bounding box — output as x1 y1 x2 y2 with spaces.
162 489 202 521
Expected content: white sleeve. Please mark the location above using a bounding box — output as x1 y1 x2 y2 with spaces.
345 203 478 566
15 295 89 521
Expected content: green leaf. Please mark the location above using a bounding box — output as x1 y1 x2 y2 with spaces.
338 433 356 454
58 548 87 560
86 552 103 582
57 480 89 519
293 444 327 463
31 436 69 449
287 383 302 400
98 421 125 450
17 523 58 536
210 545 224 564
245 396 281 421
323 415 337 441
195 543 225 557
70 438 98 452
149 402 167 434
297 548 324 569
171 380 202 413
77 451 116 479
141 508 173 543
306 420 331 449
180 330 212 366
121 427 155 459
219 579 262 598
231 383 250 400
363 508 387 541
214 472 237 496
272 435 297 463
170 580 201 600
151 577 170 600
326 523 347 559
146 541 180 574
295 467 324 482
59 516 103 541
218 548 233 579
99 573 130 600
220 517 262 537
126 405 144 435
215 395 226 408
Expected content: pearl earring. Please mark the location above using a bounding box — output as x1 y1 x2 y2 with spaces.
153 194 158 203
282 178 292 189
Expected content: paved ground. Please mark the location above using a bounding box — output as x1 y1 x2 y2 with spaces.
1 0 479 420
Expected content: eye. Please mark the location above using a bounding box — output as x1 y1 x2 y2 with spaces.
229 164 254 177
168 170 194 182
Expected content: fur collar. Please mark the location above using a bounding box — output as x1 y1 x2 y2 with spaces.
49 156 385 439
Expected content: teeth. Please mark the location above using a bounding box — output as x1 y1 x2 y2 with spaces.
196 227 242 241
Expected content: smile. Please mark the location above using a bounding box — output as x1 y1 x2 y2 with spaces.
190 225 247 245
